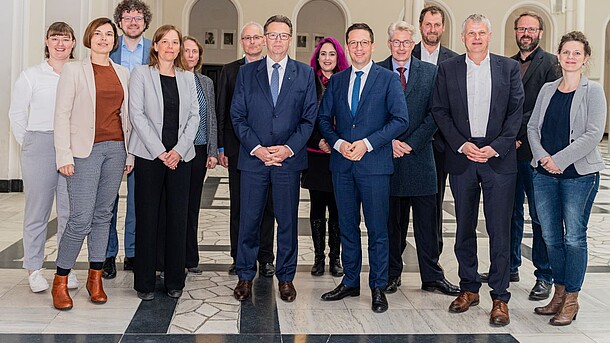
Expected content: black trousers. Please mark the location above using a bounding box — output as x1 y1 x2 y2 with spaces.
228 153 275 263
134 156 190 293
433 146 447 253
309 190 338 222
186 145 208 268
388 194 444 283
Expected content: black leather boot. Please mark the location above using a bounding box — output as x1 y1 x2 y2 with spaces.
310 219 326 276
328 221 344 277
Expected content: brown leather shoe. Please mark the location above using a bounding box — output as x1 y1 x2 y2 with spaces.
233 280 252 301
550 291 579 326
535 284 565 315
86 269 107 304
449 291 479 313
490 299 510 326
52 274 73 311
278 281 297 302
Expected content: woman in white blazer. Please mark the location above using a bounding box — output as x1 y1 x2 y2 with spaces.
527 31 606 326
53 17 133 310
128 25 199 301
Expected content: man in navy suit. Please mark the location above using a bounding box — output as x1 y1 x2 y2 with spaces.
431 14 524 326
230 15 317 303
318 23 409 313
377 21 459 297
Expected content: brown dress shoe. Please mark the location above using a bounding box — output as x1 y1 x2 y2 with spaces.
535 284 565 315
86 269 108 304
550 291 579 326
449 291 479 313
52 274 73 311
233 280 252 301
490 299 510 326
278 281 297 302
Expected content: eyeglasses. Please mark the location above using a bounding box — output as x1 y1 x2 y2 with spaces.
241 35 264 42
265 32 291 41
122 16 144 23
515 27 540 34
347 40 371 48
390 39 414 48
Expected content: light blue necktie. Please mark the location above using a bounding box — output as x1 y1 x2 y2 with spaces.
351 71 363 117
270 63 280 106
194 73 208 145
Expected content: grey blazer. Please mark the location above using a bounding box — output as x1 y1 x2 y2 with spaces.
195 72 218 158
128 65 200 162
527 76 607 175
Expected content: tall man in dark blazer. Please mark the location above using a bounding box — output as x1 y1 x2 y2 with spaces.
412 5 458 255
231 15 317 303
377 21 459 297
216 22 276 277
318 23 409 313
431 14 524 326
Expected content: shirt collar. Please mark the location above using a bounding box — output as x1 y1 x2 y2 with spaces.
465 51 490 67
266 55 288 70
518 46 540 63
121 35 144 50
391 58 411 73
352 60 373 75
422 44 440 56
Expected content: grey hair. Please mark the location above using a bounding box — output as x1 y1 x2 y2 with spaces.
387 21 416 40
461 14 492 34
241 21 264 37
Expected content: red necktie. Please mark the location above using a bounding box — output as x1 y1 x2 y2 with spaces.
397 67 406 91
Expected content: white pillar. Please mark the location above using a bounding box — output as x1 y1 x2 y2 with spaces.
575 0 585 32
412 0 425 28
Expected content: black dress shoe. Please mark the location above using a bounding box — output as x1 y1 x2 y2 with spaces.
371 288 388 313
167 289 183 298
529 280 553 300
384 276 401 294
124 256 135 271
259 262 275 277
102 257 116 279
422 278 461 296
321 283 360 301
187 267 203 275
479 272 519 283
228 263 237 276
137 291 155 301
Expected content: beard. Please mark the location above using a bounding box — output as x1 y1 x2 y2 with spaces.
517 35 540 52
422 33 440 46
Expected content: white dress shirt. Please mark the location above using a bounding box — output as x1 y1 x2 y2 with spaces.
465 53 492 138
420 44 440 65
266 55 288 93
9 61 60 145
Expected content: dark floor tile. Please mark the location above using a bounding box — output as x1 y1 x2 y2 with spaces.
0 334 121 343
120 334 282 343
239 277 280 334
125 279 178 334
281 334 519 343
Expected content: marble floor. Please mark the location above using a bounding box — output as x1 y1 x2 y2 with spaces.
0 141 609 342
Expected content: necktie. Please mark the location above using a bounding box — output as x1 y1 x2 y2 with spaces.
397 67 407 91
194 74 208 145
351 71 363 117
270 63 280 106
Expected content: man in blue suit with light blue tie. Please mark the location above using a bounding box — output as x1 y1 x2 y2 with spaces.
231 15 317 303
318 23 409 313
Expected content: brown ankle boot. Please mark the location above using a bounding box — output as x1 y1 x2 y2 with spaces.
86 269 108 304
52 274 73 310
534 284 565 315
550 291 579 326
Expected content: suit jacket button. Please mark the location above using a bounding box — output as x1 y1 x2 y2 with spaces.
270 132 273 135
352 125 356 128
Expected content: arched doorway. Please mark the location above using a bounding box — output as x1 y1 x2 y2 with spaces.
188 0 238 66
504 6 553 57
295 0 346 64
424 1 453 50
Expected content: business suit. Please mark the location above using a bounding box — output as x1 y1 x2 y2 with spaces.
431 53 524 302
231 57 317 282
129 65 200 293
54 58 132 269
377 56 444 283
216 58 275 267
318 63 409 289
413 42 458 254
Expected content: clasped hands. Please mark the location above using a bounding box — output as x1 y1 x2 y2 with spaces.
539 156 562 174
158 149 182 170
461 142 497 163
392 139 412 158
340 140 367 161
254 145 291 166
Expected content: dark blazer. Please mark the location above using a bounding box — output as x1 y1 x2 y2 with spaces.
318 63 409 175
216 57 245 157
510 47 560 160
431 53 524 175
412 42 458 66
377 56 438 196
230 57 318 172
110 36 151 65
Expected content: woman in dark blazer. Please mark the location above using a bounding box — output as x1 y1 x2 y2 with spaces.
528 31 606 326
129 25 199 301
302 37 348 276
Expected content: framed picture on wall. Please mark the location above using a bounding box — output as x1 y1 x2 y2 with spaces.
221 30 236 49
296 33 309 51
204 29 217 49
313 33 325 47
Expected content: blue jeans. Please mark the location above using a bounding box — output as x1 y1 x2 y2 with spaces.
533 171 599 293
511 160 552 283
106 171 136 258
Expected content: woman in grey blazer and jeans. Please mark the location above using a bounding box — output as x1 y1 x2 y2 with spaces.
527 31 606 326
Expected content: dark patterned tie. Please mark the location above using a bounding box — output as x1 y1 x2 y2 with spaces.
397 67 407 92
194 74 208 145
270 63 280 106
351 71 363 117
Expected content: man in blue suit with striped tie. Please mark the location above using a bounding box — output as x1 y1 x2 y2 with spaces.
318 23 409 313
